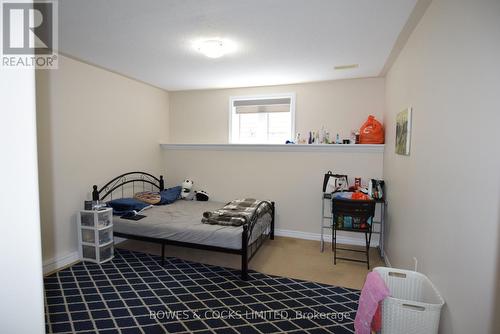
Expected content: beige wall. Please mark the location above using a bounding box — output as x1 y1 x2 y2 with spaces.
163 148 384 245
166 77 386 244
169 78 385 144
383 0 500 333
36 55 169 268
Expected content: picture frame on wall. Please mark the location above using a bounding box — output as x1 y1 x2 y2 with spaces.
395 107 412 155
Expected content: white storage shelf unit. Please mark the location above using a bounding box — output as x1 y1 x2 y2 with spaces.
77 208 114 264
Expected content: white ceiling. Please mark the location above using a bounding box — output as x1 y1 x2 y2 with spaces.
59 0 417 91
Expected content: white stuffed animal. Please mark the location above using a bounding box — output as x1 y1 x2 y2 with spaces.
181 179 195 200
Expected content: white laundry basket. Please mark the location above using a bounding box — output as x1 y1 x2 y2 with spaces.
373 267 445 334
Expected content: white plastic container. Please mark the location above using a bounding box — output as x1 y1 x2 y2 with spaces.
77 208 114 264
373 267 445 334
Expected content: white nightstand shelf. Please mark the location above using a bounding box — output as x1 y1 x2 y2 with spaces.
77 208 114 264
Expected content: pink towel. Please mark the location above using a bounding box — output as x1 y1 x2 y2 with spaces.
354 271 390 334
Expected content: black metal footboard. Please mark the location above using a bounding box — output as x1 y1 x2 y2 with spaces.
241 201 275 280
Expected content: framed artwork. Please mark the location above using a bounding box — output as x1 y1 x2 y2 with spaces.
395 107 412 155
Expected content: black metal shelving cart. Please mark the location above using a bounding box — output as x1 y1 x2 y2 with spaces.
320 192 386 260
331 198 376 269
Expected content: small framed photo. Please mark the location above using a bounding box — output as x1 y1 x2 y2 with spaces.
395 107 412 155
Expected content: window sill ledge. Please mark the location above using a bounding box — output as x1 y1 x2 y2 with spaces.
160 143 384 153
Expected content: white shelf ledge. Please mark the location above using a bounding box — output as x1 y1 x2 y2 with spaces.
160 143 384 153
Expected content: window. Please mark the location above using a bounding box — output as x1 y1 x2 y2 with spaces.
229 94 295 144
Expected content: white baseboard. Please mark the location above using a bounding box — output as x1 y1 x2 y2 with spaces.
43 251 80 275
274 228 379 247
43 238 128 274
383 251 392 267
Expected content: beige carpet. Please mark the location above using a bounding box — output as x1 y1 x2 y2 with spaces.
117 236 385 290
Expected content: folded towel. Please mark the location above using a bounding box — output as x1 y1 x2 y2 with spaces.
202 198 271 226
354 271 390 334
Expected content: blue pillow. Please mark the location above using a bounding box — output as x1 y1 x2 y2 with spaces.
159 186 182 205
106 198 149 215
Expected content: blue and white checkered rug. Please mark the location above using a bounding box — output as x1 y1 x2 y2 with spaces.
44 248 359 333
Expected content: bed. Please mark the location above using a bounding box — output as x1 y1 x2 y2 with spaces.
91 172 275 280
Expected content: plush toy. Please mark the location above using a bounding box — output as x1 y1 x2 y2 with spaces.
181 179 194 200
195 190 209 201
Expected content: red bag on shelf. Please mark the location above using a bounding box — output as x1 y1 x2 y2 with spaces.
359 115 384 144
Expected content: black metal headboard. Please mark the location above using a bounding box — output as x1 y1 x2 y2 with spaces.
92 171 164 201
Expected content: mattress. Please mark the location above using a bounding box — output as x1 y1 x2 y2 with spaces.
113 200 271 250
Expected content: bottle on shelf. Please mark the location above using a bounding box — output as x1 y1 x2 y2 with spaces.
350 130 357 144
325 131 331 144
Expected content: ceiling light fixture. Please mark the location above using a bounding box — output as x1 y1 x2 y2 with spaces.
193 38 236 59
334 64 359 70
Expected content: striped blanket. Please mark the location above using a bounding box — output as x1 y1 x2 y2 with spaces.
201 198 272 227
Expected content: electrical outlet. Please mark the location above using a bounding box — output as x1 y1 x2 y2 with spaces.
412 257 418 272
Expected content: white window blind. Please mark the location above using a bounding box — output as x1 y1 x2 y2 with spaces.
233 98 292 114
